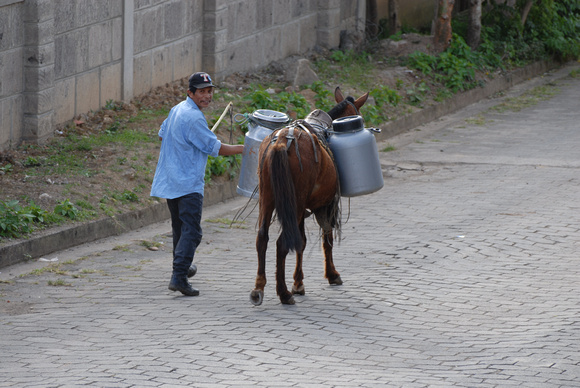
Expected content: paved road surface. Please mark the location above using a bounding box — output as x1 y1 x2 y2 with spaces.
1 65 579 387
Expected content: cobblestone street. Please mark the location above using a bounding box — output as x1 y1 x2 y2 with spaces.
1 67 579 387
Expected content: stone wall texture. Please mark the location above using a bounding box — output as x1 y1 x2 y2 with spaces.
0 0 365 150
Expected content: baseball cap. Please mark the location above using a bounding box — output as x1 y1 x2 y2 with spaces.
189 72 214 90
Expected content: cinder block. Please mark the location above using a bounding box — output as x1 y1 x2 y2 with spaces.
88 21 112 69
54 77 76 125
256 0 273 30
204 7 228 32
110 0 123 17
22 111 54 143
75 70 100 115
134 7 164 53
0 4 25 50
54 30 88 78
164 0 185 40
24 19 55 46
99 63 122 107
272 0 292 25
0 50 24 97
23 65 54 92
24 42 55 67
227 1 257 40
317 27 340 49
173 36 200 80
23 87 55 115
76 0 109 26
133 52 152 97
185 0 204 35
317 8 340 28
318 0 341 10
54 0 76 33
112 17 123 61
223 37 256 74
203 0 229 12
23 0 54 23
280 21 301 58
203 29 228 54
134 0 152 11
259 29 282 66
0 98 12 150
152 46 172 87
299 14 318 51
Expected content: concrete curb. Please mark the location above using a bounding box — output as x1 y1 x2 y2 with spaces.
0 60 562 269
0 180 239 269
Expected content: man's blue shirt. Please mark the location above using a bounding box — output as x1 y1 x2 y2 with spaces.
150 97 221 199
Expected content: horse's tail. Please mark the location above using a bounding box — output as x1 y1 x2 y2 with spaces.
269 143 303 253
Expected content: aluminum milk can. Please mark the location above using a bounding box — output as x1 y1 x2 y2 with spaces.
328 115 384 197
237 109 290 198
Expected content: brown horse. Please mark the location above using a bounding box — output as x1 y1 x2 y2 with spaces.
250 87 369 305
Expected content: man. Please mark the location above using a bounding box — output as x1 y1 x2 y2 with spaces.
150 72 244 296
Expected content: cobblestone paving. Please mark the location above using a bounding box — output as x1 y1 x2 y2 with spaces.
1 67 579 387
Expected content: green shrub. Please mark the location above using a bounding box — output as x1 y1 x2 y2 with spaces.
54 199 79 220
0 200 52 238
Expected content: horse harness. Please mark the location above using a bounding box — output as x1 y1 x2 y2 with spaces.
264 113 332 172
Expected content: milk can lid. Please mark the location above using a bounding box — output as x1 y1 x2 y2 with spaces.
252 109 290 123
332 115 364 132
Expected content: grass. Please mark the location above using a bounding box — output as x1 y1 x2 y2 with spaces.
465 114 489 126
47 279 72 287
489 84 559 113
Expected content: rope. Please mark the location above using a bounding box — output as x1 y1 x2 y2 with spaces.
234 113 291 131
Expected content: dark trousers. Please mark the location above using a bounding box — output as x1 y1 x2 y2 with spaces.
166 193 203 279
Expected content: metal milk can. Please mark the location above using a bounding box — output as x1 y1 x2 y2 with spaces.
237 109 290 198
327 115 384 197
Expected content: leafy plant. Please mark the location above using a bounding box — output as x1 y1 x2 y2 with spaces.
0 200 35 238
54 199 79 220
105 99 124 111
0 163 13 174
205 155 241 183
308 81 334 111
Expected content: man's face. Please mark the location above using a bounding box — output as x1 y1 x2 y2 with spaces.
190 87 214 110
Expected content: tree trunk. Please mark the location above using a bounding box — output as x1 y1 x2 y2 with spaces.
434 0 455 53
520 0 534 27
366 0 378 38
467 0 482 49
387 0 401 36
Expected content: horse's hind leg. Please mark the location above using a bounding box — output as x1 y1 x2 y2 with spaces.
275 237 294 305
322 229 342 286
250 208 272 306
292 219 306 296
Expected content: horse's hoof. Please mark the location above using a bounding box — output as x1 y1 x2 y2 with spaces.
250 290 263 306
329 276 343 286
292 284 305 295
281 295 295 305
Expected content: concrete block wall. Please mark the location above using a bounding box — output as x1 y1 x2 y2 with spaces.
53 0 124 124
0 0 365 152
0 1 25 150
132 0 203 96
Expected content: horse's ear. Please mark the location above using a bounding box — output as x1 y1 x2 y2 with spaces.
354 92 369 110
334 87 345 103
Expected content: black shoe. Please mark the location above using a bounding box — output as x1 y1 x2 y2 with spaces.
187 264 197 278
168 278 199 296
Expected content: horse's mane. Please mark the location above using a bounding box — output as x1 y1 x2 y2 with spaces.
327 97 355 120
